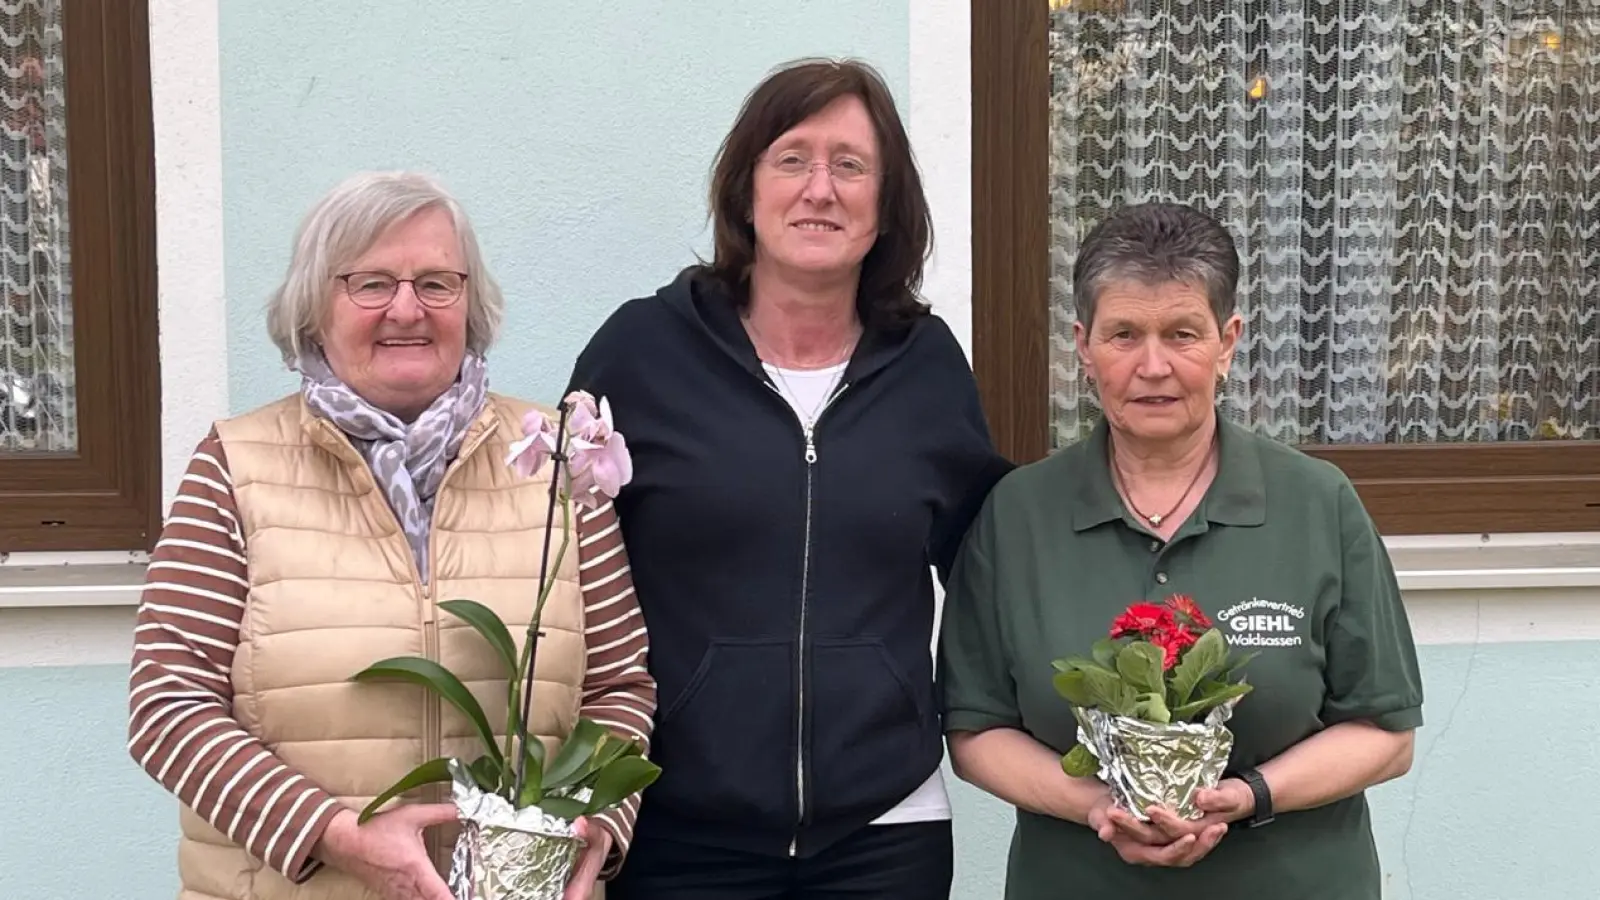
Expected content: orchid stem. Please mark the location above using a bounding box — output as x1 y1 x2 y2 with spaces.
511 401 572 801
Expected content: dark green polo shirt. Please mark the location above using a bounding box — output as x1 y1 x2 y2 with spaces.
939 418 1424 900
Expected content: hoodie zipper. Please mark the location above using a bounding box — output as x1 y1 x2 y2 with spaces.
765 379 849 857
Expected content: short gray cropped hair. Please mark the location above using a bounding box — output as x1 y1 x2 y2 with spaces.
266 170 504 364
1071 201 1240 329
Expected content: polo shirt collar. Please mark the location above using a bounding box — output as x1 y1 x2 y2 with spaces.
1071 416 1266 531
1071 420 1127 531
1205 419 1267 526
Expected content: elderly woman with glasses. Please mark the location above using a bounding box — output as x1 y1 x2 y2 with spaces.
939 201 1424 900
127 171 656 900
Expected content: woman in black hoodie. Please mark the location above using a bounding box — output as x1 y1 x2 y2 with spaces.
566 57 1010 899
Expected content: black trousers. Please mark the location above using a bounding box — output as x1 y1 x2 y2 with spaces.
607 820 954 900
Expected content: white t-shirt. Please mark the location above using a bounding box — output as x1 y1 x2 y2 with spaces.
764 362 954 826
762 360 847 424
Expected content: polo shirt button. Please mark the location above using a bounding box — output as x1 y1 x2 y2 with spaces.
1149 540 1160 552
1156 572 1169 584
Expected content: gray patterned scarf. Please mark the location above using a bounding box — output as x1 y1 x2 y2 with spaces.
294 347 489 583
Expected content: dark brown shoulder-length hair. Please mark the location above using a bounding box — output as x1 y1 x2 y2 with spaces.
704 57 933 328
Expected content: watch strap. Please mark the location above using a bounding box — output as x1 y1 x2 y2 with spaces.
1238 767 1274 827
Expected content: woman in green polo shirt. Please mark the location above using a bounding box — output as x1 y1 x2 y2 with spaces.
938 201 1424 900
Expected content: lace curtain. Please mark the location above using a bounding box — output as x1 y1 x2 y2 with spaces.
0 0 71 452
1047 0 1599 448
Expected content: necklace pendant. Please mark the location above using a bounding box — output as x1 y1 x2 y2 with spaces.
1147 514 1163 526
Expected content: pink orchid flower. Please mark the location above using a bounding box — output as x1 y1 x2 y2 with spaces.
565 391 611 444
566 396 632 509
506 392 633 509
505 408 560 478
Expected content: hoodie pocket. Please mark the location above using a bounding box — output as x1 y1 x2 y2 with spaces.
652 638 794 824
809 637 933 815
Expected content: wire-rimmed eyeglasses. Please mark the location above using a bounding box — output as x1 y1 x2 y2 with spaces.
335 270 468 309
763 151 876 183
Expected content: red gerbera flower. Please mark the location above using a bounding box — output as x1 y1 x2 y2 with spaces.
1110 602 1177 640
1151 624 1198 669
1165 593 1213 630
1158 641 1179 669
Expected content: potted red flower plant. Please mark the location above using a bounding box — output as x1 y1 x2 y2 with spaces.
1053 594 1256 820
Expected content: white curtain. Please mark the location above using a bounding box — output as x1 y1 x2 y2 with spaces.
1047 0 1599 448
0 0 71 452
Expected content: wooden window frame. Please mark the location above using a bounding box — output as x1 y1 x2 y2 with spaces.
970 0 1600 536
0 0 159 552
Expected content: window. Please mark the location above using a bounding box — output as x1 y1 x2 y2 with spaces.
0 0 158 551
972 0 1600 535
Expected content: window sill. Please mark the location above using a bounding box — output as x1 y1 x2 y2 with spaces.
0 535 1596 609
1386 532 1600 592
0 551 148 609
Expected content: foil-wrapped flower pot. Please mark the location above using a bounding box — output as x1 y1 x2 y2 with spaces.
444 760 587 900
1072 701 1238 822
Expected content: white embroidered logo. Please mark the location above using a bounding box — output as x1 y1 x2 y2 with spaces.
1215 598 1306 648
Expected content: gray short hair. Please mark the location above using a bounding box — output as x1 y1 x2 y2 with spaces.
266 170 504 365
1071 202 1240 329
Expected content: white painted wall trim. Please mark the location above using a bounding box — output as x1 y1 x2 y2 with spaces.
150 0 229 511
908 0 972 360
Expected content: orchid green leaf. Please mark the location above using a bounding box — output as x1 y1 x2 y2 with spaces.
351 657 502 767
440 598 519 677
535 795 590 821
468 754 501 794
541 719 608 791
586 734 638 775
358 756 453 823
524 735 548 774
583 756 662 815
517 743 547 807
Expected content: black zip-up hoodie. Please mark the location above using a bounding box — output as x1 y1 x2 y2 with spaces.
566 267 1011 858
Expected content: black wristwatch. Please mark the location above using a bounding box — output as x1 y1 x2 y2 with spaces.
1237 768 1274 827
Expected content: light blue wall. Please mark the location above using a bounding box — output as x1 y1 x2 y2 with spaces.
0 665 178 899
7 643 1596 898
220 0 910 415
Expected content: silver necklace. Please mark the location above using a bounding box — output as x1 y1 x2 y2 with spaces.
745 318 858 424
767 361 846 425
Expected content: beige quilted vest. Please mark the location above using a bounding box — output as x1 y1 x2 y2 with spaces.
176 393 587 900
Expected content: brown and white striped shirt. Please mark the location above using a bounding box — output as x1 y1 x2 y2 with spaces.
128 430 655 882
